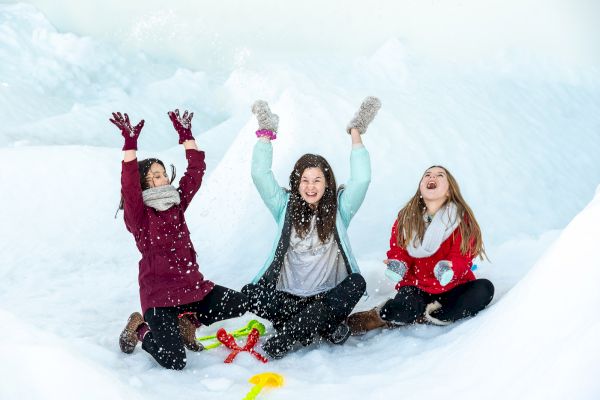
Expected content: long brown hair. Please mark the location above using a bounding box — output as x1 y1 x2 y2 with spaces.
288 154 337 242
395 165 487 260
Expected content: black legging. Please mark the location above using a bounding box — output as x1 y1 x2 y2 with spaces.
142 285 248 370
242 273 366 345
380 279 494 324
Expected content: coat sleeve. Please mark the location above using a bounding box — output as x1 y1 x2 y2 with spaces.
121 159 144 233
446 229 475 281
177 149 207 212
386 219 415 267
251 140 287 220
338 146 371 226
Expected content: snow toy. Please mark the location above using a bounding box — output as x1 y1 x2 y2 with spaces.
198 320 266 349
243 372 284 400
217 327 268 364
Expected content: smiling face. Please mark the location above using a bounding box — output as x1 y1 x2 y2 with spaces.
419 166 450 203
145 162 169 188
298 167 327 206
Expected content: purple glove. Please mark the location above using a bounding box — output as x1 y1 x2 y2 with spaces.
168 109 195 144
109 112 145 151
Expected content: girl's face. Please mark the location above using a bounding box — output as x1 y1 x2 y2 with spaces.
145 163 169 188
299 167 327 206
419 167 450 202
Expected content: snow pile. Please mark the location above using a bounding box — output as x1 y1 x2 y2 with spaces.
1 2 599 399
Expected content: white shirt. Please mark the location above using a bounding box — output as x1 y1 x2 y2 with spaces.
277 215 348 296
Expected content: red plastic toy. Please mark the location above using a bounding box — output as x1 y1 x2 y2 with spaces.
216 327 268 364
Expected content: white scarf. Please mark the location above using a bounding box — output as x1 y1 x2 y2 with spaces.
142 185 181 211
406 202 460 258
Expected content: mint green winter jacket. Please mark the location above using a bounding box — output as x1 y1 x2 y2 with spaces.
250 140 371 285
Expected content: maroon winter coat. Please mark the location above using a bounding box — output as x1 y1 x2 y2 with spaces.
121 149 214 314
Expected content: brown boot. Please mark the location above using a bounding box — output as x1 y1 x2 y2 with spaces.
347 307 391 335
119 312 144 354
178 314 204 352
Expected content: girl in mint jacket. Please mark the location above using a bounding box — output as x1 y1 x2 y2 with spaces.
242 97 381 359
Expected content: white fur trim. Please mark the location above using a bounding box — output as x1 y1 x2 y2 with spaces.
424 301 451 326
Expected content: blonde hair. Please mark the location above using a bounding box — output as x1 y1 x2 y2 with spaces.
395 166 488 260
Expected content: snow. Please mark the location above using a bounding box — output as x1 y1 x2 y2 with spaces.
1 2 599 399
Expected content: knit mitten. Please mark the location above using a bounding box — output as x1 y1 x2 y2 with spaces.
385 259 407 283
433 260 454 287
346 96 381 134
251 100 279 139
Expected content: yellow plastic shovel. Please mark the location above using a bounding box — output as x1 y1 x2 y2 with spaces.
242 372 284 400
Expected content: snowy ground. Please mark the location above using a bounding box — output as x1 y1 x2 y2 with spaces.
1 2 599 399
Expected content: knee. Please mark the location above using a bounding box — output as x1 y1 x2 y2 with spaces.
241 283 257 297
395 285 421 301
156 350 187 370
475 279 495 306
169 357 187 371
391 286 426 314
346 273 367 296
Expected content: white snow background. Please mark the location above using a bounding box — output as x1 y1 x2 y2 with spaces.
0 1 599 399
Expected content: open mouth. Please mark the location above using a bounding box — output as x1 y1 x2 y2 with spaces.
426 181 437 190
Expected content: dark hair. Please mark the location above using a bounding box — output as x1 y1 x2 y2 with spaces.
115 158 176 217
137 158 176 191
288 154 337 242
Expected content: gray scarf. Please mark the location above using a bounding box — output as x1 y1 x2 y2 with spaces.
142 185 181 211
406 202 460 258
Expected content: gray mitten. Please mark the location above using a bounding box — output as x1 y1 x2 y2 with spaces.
346 96 382 134
251 100 279 133
385 260 407 283
433 260 454 287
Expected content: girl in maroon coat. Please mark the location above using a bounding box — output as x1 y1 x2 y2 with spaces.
110 110 248 370
348 166 494 334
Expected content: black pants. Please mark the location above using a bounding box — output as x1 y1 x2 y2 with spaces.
242 273 366 345
380 279 494 324
142 285 248 370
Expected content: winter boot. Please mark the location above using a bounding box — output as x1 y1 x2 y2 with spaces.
423 301 451 326
178 314 204 352
262 332 295 360
119 312 145 354
347 307 392 335
325 322 352 345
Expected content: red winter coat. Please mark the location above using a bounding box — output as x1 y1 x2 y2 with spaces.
386 219 476 294
121 150 214 314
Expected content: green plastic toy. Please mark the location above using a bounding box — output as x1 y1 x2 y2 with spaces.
197 319 266 349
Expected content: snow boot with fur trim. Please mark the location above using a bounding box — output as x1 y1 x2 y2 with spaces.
119 312 145 354
423 301 452 326
178 314 204 352
347 306 393 335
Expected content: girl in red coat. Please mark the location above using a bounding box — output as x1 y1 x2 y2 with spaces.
348 166 494 333
110 110 248 370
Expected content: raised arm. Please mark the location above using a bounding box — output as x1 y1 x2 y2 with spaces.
338 97 381 224
110 112 146 231
250 100 287 219
168 109 206 211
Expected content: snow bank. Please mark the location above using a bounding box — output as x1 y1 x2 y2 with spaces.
1 2 599 399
